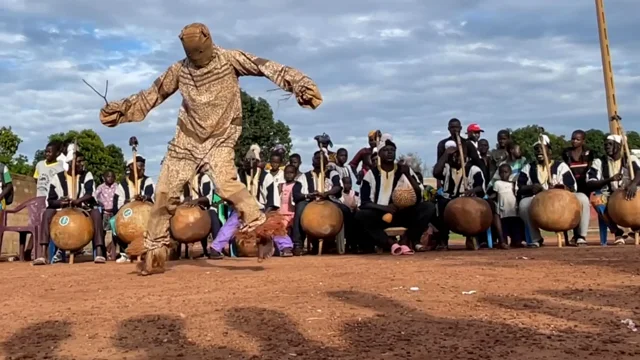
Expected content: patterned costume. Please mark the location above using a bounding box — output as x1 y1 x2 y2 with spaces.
99 23 322 274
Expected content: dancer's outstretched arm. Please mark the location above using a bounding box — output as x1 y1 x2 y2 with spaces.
100 62 182 127
225 49 322 109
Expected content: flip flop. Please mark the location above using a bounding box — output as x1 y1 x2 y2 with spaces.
391 243 402 255
400 245 414 255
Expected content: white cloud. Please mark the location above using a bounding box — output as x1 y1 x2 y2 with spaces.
0 0 639 179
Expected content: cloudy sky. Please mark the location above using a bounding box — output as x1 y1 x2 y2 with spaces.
2 0 639 177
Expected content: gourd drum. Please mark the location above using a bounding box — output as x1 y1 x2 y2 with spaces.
392 187 417 209
606 189 640 229
50 208 94 251
443 197 492 236
114 201 152 244
235 237 259 257
170 205 211 243
530 189 581 232
301 200 344 238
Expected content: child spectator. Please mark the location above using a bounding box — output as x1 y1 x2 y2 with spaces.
489 164 525 247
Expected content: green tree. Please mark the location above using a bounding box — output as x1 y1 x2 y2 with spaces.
584 129 607 158
234 90 293 164
508 125 569 162
398 152 424 175
626 131 640 150
0 126 35 175
32 130 126 182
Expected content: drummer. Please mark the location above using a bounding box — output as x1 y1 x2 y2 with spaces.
177 163 219 258
209 146 292 259
32 151 107 265
517 136 591 247
291 149 347 255
356 134 435 253
587 135 640 244
111 155 155 263
432 140 507 250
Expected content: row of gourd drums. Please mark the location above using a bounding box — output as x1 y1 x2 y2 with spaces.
49 202 213 254
445 189 640 239
50 188 640 254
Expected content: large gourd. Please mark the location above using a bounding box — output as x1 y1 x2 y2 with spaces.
530 189 581 232
444 197 492 236
391 175 417 209
607 190 640 229
301 200 344 239
115 201 152 244
170 205 211 243
50 208 94 251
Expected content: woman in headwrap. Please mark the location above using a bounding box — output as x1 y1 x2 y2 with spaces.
349 130 381 185
98 23 321 274
587 134 640 245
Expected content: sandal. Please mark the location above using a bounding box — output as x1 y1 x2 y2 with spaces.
414 244 427 252
399 245 414 255
391 243 403 255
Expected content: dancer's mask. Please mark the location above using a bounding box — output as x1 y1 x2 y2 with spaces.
179 23 214 68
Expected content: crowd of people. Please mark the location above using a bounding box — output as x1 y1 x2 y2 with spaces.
1 118 638 265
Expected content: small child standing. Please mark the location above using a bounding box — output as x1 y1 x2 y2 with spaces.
489 164 525 247
278 165 298 231
340 176 359 212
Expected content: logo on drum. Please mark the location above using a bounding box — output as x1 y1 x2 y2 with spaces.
59 216 70 226
123 208 133 218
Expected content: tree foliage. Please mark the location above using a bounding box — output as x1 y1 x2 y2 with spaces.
398 152 425 175
0 126 33 175
235 90 293 164
32 130 126 182
505 125 640 162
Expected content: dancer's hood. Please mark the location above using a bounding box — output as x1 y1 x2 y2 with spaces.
179 23 215 68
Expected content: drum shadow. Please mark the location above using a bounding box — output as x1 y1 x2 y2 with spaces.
1 320 72 359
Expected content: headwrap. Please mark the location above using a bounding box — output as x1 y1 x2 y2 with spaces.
179 23 215 68
376 133 396 152
368 130 381 140
127 155 146 166
314 133 333 148
271 144 286 154
245 144 261 161
445 140 457 149
533 134 550 146
607 134 623 144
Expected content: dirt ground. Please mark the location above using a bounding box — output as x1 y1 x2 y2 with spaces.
1 239 640 360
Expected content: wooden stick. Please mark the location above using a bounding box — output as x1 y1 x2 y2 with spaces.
71 139 78 201
132 148 139 197
595 0 619 135
317 143 325 256
455 132 468 194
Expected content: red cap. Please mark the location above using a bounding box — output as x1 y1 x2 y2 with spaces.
467 123 484 133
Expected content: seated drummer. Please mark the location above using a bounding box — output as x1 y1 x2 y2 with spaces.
355 135 435 253
209 146 293 259
433 140 508 250
111 155 155 263
291 150 351 255
587 135 640 244
178 163 221 258
517 136 590 247
32 151 107 265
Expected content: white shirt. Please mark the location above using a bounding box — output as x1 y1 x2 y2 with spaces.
492 180 517 218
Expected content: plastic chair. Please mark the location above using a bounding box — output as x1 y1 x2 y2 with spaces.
0 197 45 261
593 204 609 246
483 195 493 249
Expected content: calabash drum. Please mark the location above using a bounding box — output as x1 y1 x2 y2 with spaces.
301 200 344 239
530 189 581 232
170 205 211 243
443 197 492 236
606 189 640 229
235 236 259 257
392 187 417 209
114 201 152 244
50 208 94 251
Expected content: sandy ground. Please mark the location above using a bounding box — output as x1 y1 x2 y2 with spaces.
1 240 640 360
